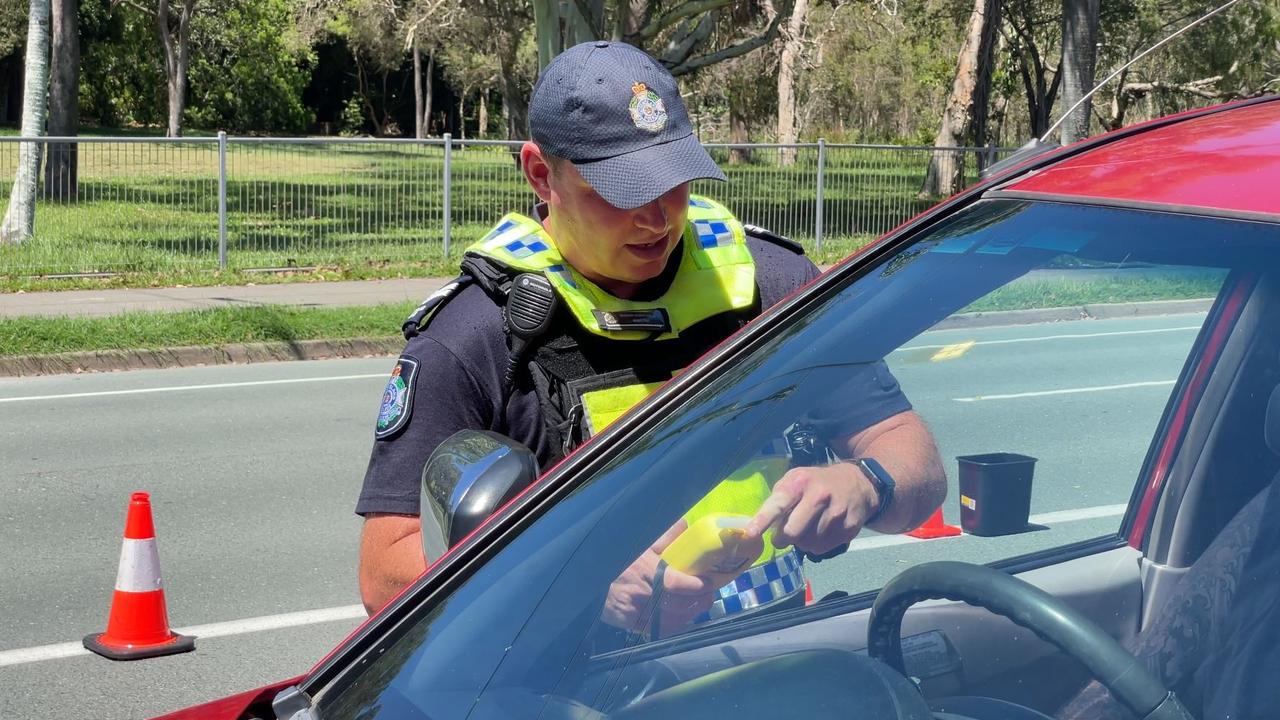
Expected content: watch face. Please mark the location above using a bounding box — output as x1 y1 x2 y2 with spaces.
858 458 886 491
857 458 893 523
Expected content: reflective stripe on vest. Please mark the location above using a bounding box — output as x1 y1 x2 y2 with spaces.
464 196 756 341
696 548 805 624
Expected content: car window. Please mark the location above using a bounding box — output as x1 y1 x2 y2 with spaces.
809 253 1225 595
315 200 1278 720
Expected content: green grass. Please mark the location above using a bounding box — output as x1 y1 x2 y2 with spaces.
0 140 966 288
0 301 416 357
963 273 1223 313
0 272 1221 359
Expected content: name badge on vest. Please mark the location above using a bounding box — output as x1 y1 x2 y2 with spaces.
592 308 671 333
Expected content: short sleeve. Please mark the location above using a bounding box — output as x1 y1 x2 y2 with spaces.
802 361 913 442
356 336 496 516
747 235 822 309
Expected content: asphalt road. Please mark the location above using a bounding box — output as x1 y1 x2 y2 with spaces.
0 310 1206 718
0 360 388 718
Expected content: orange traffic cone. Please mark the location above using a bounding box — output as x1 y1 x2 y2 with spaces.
84 492 195 660
804 579 815 604
906 508 962 539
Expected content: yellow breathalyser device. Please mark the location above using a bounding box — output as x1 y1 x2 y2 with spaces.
660 513 762 583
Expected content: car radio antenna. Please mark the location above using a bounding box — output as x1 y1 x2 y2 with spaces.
1040 0 1250 143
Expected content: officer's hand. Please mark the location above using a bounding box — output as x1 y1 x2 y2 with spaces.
602 519 719 638
744 463 877 555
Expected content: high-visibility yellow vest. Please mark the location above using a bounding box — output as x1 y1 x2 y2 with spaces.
465 196 792 569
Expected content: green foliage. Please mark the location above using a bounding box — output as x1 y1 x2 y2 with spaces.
341 0 405 72
800 3 955 144
1096 0 1280 119
340 95 366 135
1 0 1270 154
0 0 27 58
78 0 313 132
79 0 166 128
185 0 315 133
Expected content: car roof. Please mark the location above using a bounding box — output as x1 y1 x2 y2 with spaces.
995 97 1280 222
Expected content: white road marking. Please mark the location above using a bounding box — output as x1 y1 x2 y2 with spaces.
899 325 1201 352
845 503 1128 552
178 604 366 639
0 604 366 668
954 379 1175 402
2 501 1134 668
1032 503 1129 525
0 642 91 667
0 374 386 404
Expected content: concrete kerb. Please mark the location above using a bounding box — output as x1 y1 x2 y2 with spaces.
0 297 1216 377
932 298 1214 331
0 337 404 377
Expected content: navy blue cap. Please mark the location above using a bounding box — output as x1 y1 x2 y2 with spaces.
529 41 726 210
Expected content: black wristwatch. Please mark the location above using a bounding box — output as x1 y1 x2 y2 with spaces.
852 457 895 525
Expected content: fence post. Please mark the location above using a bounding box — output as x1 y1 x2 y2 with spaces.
217 131 228 270
442 133 453 256
815 138 827 254
984 141 997 172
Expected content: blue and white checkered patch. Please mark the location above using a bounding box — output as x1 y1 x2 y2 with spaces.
546 264 577 289
693 220 734 249
689 198 714 209
479 219 519 244
504 237 549 259
695 549 804 623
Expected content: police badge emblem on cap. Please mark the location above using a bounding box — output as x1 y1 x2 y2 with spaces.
628 82 667 132
527 41 726 209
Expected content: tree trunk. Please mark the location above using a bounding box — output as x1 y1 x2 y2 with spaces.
564 0 603 45
614 0 648 40
424 49 434 135
921 0 1000 197
498 35 528 140
156 0 196 138
1059 0 1099 144
532 0 559 71
458 90 466 141
1 0 51 244
728 103 751 165
776 0 807 166
45 0 78 203
477 90 488 139
413 36 424 139
354 57 378 134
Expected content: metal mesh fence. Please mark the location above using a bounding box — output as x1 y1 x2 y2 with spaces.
0 137 220 275
225 139 447 270
0 136 1005 277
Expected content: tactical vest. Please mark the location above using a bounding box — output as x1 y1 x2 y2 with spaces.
448 196 759 454
404 196 807 622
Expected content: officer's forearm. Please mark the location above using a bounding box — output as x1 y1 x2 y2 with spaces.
359 516 429 615
842 411 947 534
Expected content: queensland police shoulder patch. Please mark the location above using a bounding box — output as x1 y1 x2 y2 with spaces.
375 356 420 440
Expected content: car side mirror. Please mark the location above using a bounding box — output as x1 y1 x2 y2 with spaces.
420 430 539 561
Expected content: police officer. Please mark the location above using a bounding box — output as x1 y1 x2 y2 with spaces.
356 41 947 625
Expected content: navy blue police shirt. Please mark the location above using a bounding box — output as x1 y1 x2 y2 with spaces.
356 235 912 517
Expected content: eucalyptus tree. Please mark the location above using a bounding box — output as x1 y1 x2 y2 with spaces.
1 0 50 244
533 1 785 75
45 0 78 201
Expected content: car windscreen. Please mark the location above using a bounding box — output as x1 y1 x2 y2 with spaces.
315 200 1280 720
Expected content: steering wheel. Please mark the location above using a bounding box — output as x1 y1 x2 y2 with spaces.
867 561 1196 720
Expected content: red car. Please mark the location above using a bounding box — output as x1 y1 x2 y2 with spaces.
165 95 1280 720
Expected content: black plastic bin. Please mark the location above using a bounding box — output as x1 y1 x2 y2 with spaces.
957 452 1037 536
